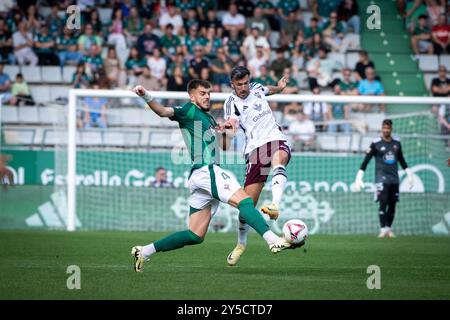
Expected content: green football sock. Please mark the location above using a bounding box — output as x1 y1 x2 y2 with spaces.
154 230 203 252
238 197 270 236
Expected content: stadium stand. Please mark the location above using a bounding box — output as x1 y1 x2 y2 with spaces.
0 0 448 154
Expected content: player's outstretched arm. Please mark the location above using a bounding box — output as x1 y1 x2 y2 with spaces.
266 76 289 96
133 85 174 118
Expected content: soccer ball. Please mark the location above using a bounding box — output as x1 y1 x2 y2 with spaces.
282 219 308 244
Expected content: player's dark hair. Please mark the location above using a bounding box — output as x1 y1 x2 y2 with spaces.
382 119 393 127
155 167 166 173
230 66 250 81
187 79 211 93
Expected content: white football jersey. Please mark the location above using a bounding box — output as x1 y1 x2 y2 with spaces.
223 82 288 155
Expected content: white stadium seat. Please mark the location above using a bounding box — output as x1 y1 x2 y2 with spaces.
1 106 19 123
21 66 42 83
18 106 40 124
41 66 63 83
418 55 439 72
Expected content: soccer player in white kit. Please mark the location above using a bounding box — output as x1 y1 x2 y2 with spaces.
223 66 301 266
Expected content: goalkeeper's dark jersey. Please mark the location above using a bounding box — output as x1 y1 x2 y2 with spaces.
360 137 408 184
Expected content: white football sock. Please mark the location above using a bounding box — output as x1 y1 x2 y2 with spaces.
262 230 280 245
142 243 156 258
271 165 287 206
238 222 250 245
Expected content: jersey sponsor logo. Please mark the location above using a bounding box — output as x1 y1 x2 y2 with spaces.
254 92 261 99
254 103 262 111
252 110 271 122
383 151 396 165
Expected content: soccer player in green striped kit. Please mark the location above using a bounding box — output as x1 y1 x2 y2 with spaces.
131 80 296 272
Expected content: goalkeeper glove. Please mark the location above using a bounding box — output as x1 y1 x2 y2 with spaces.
405 168 415 189
351 169 365 192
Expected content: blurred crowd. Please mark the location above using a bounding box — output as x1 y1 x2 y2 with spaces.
0 0 448 150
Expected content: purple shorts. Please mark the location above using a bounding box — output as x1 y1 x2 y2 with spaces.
244 140 291 187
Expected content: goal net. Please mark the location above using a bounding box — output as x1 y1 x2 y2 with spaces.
54 90 449 235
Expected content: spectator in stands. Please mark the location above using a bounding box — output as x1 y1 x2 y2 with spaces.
182 24 206 57
353 50 375 82
151 167 174 188
12 73 34 106
104 46 126 88
0 62 17 105
237 0 256 18
200 9 222 31
337 0 360 33
306 46 338 89
46 5 64 37
167 65 188 91
327 85 351 133
431 13 450 55
426 0 445 27
77 24 103 56
34 24 59 65
411 14 434 56
188 45 210 80
147 47 167 82
124 7 144 45
57 27 83 67
280 9 305 49
107 8 128 51
431 66 450 146
288 111 316 151
13 21 38 66
0 0 14 19
125 46 147 80
82 44 104 78
322 11 351 53
402 0 427 30
431 65 450 97
160 24 182 62
334 68 359 95
204 25 222 58
270 48 292 79
137 0 154 23
136 65 160 92
137 23 160 57
82 82 108 129
25 5 43 31
303 86 330 132
119 0 133 18
222 3 246 35
246 7 271 39
357 67 385 112
183 8 198 34
210 47 232 88
0 18 14 64
196 0 218 23
72 62 91 89
305 17 323 46
256 0 280 32
159 4 183 35
223 26 244 64
281 67 300 94
253 64 276 86
87 8 103 35
248 45 268 78
277 0 300 21
200 67 213 83
311 0 342 24
167 52 189 77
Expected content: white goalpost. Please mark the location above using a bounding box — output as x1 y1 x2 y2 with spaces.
64 89 450 235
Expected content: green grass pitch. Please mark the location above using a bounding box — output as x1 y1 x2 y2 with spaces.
1 231 449 300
